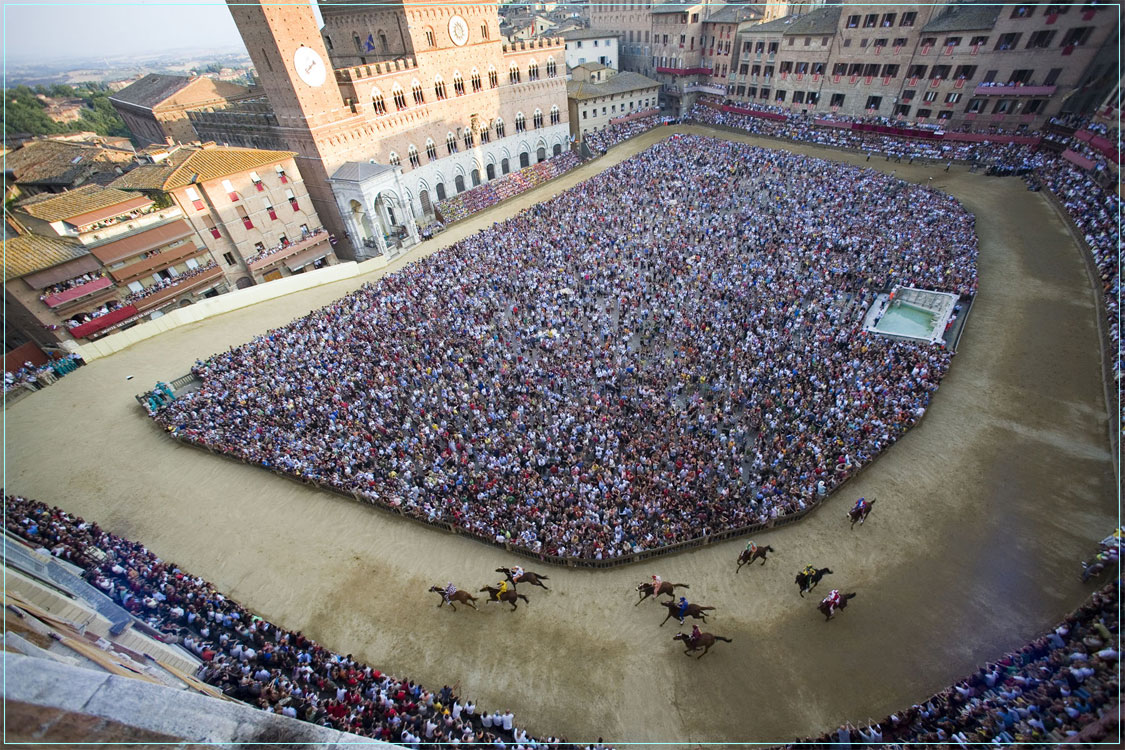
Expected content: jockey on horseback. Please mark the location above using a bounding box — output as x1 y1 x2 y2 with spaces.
510 565 525 582
746 541 758 556
651 574 662 593
496 579 509 598
825 589 842 614
690 624 703 647
443 582 457 602
677 596 689 624
801 564 817 580
853 497 868 515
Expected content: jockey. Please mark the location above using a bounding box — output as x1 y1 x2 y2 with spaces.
746 540 758 555
497 580 509 597
677 596 689 624
825 589 842 612
801 564 817 579
510 565 524 582
690 624 702 646
443 582 457 602
853 497 868 513
651 574 662 593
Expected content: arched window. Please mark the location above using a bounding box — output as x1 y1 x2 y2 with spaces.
550 105 561 125
408 145 420 167
463 129 474 149
515 111 526 133
488 65 499 88
446 132 458 154
471 68 482 92
378 31 388 52
494 118 505 137
434 75 447 100
392 84 407 110
452 71 465 96
533 109 543 128
426 139 438 161
546 58 557 77
388 152 401 166
528 61 540 80
479 123 491 144
508 62 521 84
481 22 488 40
412 80 425 105
371 89 387 115
424 27 435 47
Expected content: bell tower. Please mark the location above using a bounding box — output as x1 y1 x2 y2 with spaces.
227 0 348 130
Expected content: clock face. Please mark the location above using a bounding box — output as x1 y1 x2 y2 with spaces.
448 15 469 47
293 46 327 88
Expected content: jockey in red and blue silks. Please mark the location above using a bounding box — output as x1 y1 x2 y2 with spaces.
854 497 868 513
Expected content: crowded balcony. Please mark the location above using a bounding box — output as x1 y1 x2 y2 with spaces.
245 228 330 272
41 275 115 309
129 263 223 313
974 82 1057 96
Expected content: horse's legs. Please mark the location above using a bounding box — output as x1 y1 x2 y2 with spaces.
635 592 649 606
698 645 711 659
659 612 672 627
450 602 457 611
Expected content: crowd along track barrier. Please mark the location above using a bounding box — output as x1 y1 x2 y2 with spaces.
149 396 918 569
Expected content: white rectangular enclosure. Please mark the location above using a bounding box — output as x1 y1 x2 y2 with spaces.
863 286 959 345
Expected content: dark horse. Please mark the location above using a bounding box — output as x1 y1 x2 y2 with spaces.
848 499 876 528
479 585 530 611
795 567 832 597
496 567 550 590
673 631 733 658
736 545 775 573
428 586 478 611
635 581 690 605
818 592 857 620
658 600 715 626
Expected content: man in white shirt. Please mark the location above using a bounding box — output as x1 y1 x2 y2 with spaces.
502 711 514 731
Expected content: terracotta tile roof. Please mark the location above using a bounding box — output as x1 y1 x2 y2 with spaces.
567 72 661 101
86 218 195 265
108 74 194 110
2 233 89 281
107 148 194 191
163 146 297 189
15 185 142 223
4 140 133 186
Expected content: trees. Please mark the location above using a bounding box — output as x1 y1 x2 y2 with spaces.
2 83 129 138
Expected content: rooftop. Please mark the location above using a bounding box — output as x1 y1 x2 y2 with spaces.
3 233 89 282
573 61 610 72
559 28 621 41
705 3 763 24
329 161 397 183
922 4 1001 33
16 185 143 224
4 140 134 187
108 74 195 110
740 6 842 36
567 71 661 101
163 146 297 190
652 2 700 15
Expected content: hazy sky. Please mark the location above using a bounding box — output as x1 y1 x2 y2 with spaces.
3 1 329 63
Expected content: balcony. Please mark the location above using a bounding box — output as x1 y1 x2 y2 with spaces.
974 83 1056 96
655 66 713 76
69 304 139 340
43 276 114 309
132 265 224 313
247 229 331 272
110 243 210 285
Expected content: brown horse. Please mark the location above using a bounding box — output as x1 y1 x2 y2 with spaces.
658 600 715 627
847 498 876 528
635 581 690 605
429 586 478 611
736 545 775 573
496 567 550 590
479 585 530 611
673 631 733 658
818 592 857 620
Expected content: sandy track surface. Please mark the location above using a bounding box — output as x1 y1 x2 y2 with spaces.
5 126 1116 744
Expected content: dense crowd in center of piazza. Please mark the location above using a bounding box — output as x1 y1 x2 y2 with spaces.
155 135 978 560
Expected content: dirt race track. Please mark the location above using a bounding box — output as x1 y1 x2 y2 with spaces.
5 126 1118 744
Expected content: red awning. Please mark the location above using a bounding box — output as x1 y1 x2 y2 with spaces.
43 276 114 308
69 304 139 339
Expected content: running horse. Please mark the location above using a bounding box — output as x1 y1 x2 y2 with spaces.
429 586 479 611
818 592 857 621
795 567 832 597
635 581 690 605
496 567 550 590
736 545 775 573
848 498 876 529
673 631 733 658
479 585 531 611
658 600 715 626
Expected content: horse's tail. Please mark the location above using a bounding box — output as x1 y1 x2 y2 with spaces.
674 583 690 589
518 594 530 603
698 606 715 611
765 546 774 552
539 575 549 580
714 636 733 643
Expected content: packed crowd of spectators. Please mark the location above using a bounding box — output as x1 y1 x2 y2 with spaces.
687 104 1049 172
63 299 128 329
584 115 676 154
123 261 219 305
243 228 329 267
5 494 597 749
787 583 1119 747
153 135 975 560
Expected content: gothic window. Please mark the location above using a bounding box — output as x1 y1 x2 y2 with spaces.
509 62 521 84
494 118 505 137
426 139 438 160
550 105 560 125
528 61 540 80
372 90 387 115
533 109 543 128
463 129 474 149
392 85 407 110
434 75 447 100
471 69 482 92
446 132 458 154
389 152 401 166
408 145 420 167
488 65 499 88
515 111 526 132
412 80 425 105
546 58 557 77
453 71 465 96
